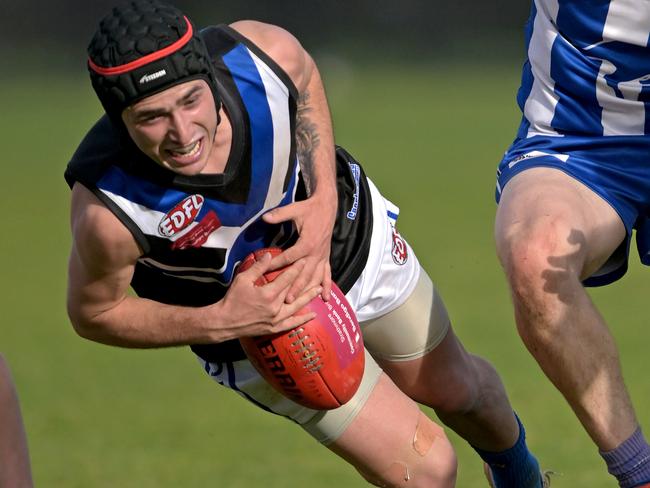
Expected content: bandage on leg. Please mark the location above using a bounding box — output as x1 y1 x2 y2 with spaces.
361 412 451 487
413 410 442 456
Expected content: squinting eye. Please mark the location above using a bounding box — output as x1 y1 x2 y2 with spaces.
140 115 160 124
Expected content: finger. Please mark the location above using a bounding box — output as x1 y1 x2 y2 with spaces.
321 262 332 301
262 204 298 224
268 244 306 271
286 259 318 304
239 251 273 281
274 285 322 322
272 260 307 305
265 260 305 294
272 311 317 334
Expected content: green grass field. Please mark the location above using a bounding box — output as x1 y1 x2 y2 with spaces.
1 62 647 487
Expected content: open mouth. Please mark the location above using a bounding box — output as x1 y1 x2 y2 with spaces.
166 138 203 164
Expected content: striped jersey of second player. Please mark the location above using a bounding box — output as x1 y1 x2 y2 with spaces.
517 0 650 138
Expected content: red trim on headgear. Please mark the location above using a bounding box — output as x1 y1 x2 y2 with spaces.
88 16 193 75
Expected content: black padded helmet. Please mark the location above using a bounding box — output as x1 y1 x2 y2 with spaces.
87 0 220 124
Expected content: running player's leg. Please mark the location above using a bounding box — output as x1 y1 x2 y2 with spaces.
497 167 650 487
363 271 544 487
495 167 636 449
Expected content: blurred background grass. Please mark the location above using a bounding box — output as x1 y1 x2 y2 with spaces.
0 6 648 486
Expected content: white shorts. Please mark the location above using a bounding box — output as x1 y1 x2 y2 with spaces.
345 178 421 322
198 179 446 444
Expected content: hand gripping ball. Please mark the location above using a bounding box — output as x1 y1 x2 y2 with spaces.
238 248 365 410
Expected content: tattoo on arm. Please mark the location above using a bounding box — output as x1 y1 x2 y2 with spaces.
296 91 320 195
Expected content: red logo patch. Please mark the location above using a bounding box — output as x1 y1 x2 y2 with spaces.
391 226 408 265
171 210 221 250
159 195 205 237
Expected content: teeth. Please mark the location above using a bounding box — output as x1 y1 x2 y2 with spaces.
171 140 200 156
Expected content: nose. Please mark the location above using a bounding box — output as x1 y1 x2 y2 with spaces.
168 111 192 144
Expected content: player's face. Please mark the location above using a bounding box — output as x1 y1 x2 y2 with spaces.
122 79 218 175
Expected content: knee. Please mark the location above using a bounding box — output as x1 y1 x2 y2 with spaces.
361 457 458 488
497 218 584 305
496 219 591 350
359 440 458 488
357 413 457 488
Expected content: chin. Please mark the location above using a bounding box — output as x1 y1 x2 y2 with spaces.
168 159 206 176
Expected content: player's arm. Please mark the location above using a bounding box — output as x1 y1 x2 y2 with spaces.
66 184 319 348
231 21 338 302
0 356 32 488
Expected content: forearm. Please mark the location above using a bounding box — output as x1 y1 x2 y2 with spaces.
69 295 227 348
68 267 320 349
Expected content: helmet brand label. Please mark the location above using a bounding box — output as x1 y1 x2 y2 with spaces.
139 69 167 84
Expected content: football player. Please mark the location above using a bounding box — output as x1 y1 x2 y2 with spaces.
494 1 650 486
66 1 546 485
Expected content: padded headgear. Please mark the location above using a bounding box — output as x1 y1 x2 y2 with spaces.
87 0 220 124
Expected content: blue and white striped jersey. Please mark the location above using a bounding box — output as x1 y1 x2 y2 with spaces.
517 0 650 137
70 25 302 295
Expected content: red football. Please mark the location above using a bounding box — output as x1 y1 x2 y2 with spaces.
238 248 365 410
